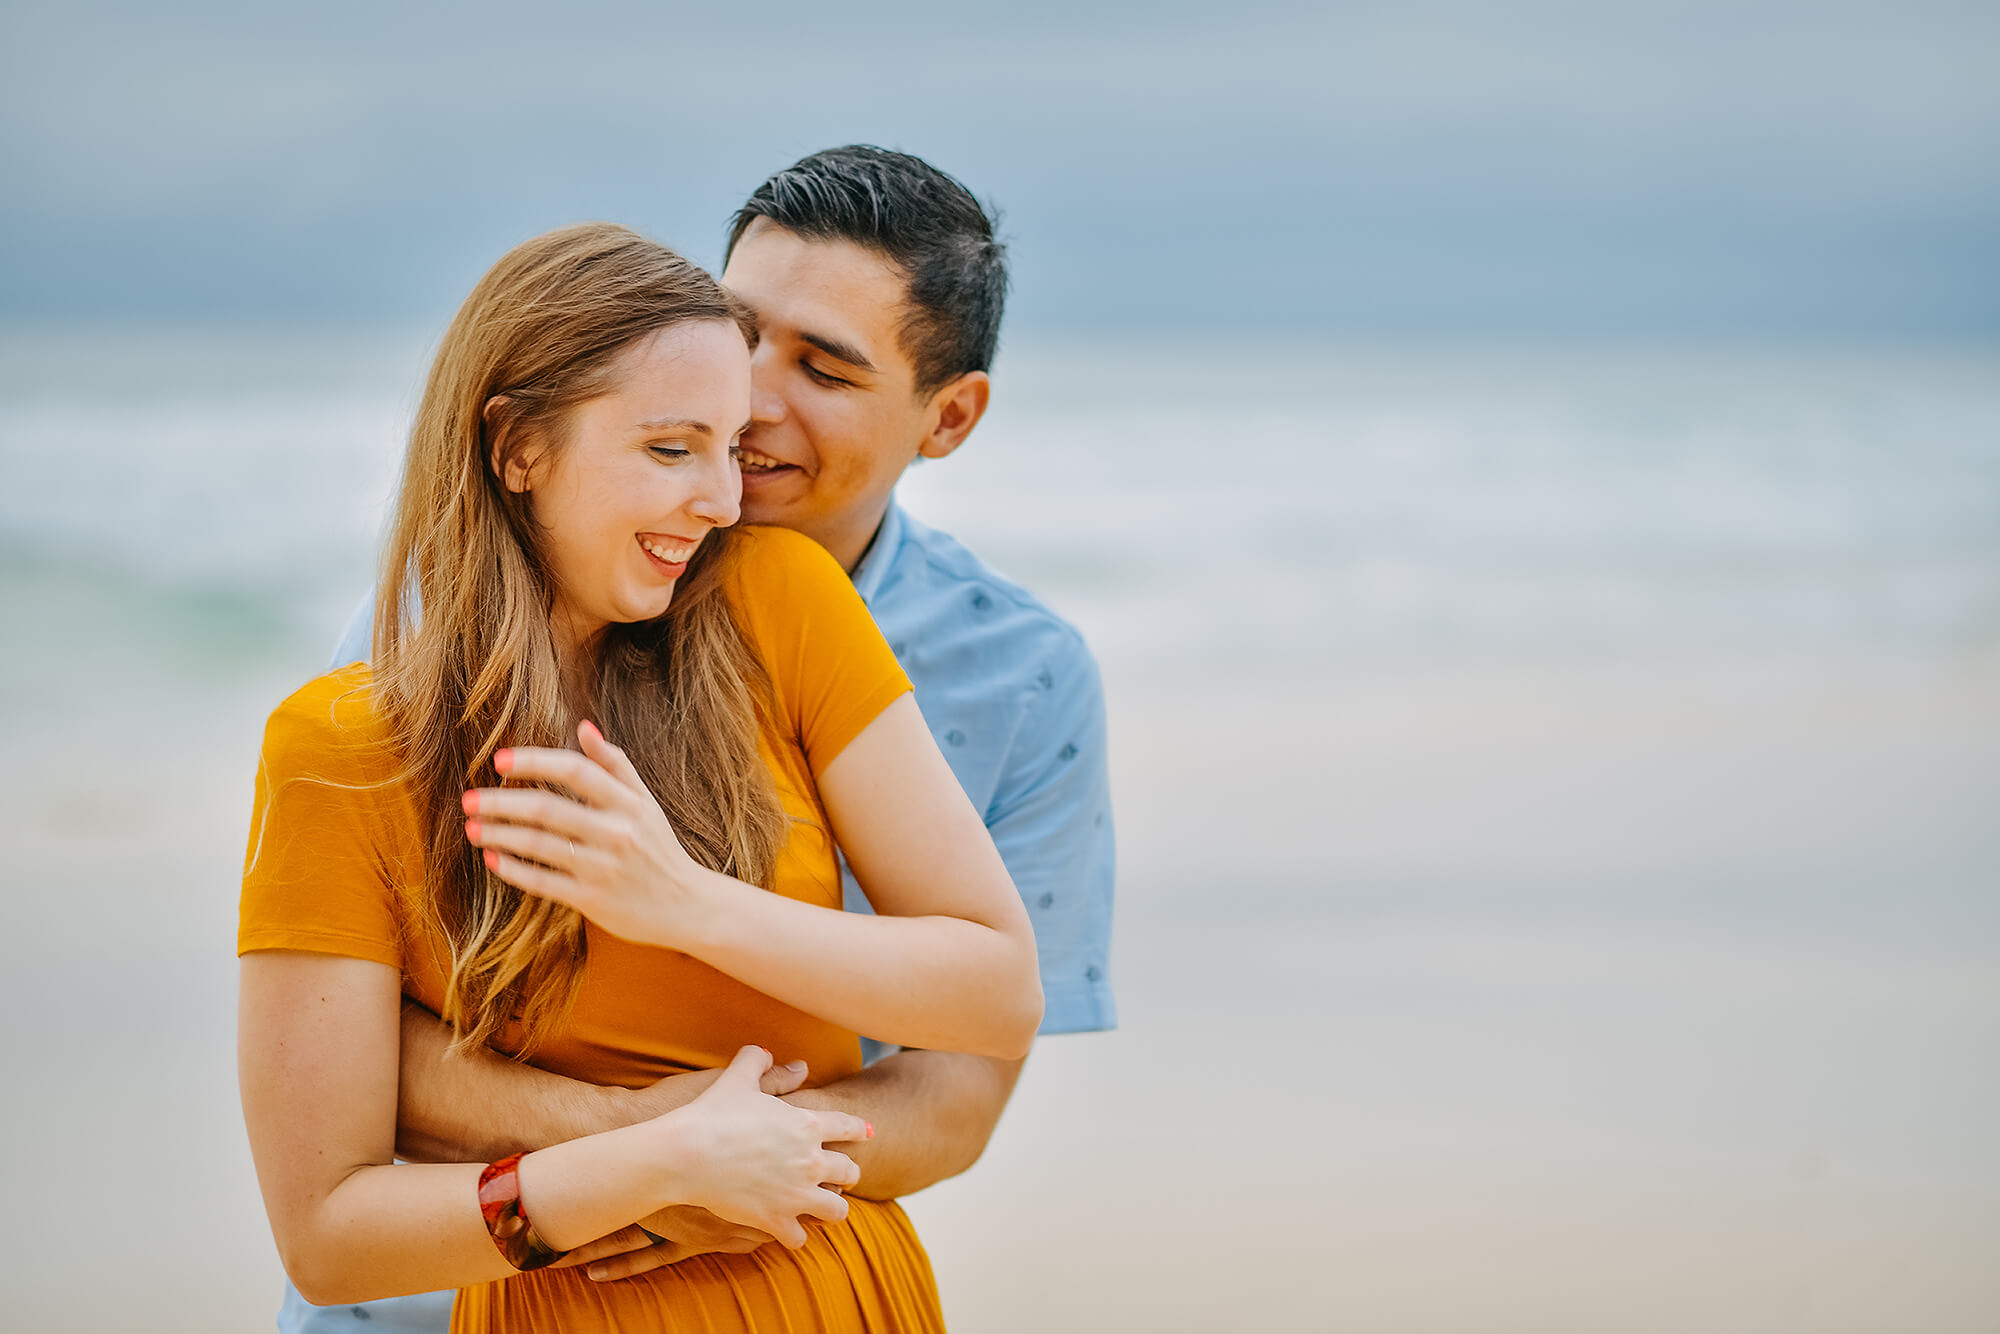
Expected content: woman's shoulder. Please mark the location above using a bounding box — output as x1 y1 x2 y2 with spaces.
261 664 398 782
725 524 849 597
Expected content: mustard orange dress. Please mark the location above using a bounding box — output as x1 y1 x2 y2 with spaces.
239 526 944 1333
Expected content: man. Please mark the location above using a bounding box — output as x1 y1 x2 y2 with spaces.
283 145 1114 1331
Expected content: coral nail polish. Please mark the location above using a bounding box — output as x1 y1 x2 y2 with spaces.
483 848 499 870
462 791 479 815
464 819 481 841
864 1122 875 1140
494 749 514 774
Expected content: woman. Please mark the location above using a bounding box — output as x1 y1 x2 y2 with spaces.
238 223 1043 1332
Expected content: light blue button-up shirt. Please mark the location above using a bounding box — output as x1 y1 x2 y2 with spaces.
843 500 1116 1037
286 499 1114 1332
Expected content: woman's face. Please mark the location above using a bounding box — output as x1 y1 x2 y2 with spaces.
506 320 750 651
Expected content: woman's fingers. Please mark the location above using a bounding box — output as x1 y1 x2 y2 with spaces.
481 849 592 915
494 745 631 810
462 786 613 843
715 1044 774 1089
578 720 652 796
807 1108 873 1147
466 817 583 873
798 1186 850 1226
818 1149 861 1191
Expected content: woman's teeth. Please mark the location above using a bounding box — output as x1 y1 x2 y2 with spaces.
739 449 787 473
641 537 695 564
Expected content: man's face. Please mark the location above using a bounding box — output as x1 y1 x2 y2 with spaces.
721 219 936 565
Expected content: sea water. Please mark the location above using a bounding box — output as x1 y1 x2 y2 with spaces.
4 329 1994 683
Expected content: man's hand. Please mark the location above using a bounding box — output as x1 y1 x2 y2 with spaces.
571 1204 782 1282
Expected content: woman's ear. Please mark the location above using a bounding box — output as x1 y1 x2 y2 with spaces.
485 395 538 493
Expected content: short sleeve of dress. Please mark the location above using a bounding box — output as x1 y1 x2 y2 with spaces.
238 665 405 969
725 526 913 777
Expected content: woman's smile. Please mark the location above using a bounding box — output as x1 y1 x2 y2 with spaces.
638 532 701 577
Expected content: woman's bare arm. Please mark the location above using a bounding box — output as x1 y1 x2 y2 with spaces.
239 951 864 1306
470 708 1042 1059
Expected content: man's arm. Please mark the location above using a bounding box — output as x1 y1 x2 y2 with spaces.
394 1001 1017 1200
392 1000 718 1163
782 1048 1024 1201
393 625 1114 1269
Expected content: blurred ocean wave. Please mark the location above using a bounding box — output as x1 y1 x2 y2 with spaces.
5 327 1996 680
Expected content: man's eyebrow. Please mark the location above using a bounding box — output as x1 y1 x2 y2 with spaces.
634 417 712 434
801 332 878 373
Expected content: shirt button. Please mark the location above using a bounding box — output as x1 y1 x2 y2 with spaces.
1036 667 1054 690
971 591 992 611
1085 965 1103 983
945 729 966 746
1059 743 1078 761
891 642 907 657
1038 892 1055 909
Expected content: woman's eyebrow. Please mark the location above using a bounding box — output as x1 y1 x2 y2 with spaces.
802 331 877 373
635 417 713 434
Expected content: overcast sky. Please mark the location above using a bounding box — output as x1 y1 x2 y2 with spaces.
3 0 1996 336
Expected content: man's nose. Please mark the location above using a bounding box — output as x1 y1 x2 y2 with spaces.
689 453 741 528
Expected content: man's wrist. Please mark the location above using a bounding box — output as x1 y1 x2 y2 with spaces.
619 1067 723 1129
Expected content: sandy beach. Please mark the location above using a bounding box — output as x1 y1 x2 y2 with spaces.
3 333 1996 1330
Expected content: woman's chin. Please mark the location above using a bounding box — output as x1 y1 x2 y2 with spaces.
611 590 677 624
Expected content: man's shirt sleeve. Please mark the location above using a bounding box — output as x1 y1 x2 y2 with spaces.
987 630 1117 1034
329 590 375 670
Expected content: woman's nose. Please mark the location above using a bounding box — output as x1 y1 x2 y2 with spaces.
688 454 741 528
748 345 787 427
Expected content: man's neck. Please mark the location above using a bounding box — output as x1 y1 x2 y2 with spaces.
812 497 894 577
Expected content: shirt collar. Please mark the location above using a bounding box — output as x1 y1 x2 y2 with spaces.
848 498 905 607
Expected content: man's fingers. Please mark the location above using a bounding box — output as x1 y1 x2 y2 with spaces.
586 1242 687 1281
760 1059 809 1096
553 1226 656 1268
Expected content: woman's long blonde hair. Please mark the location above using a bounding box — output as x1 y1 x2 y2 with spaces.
373 223 789 1056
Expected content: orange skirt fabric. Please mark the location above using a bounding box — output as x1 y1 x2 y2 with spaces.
450 1198 943 1333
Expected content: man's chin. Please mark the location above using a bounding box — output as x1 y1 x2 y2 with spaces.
738 497 796 528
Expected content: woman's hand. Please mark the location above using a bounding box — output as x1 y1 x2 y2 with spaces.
646 1045 869 1248
463 720 718 949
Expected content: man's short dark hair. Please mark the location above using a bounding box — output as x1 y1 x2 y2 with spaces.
726 145 1008 395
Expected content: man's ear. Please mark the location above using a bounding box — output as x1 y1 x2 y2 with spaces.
485 395 539 493
917 371 991 462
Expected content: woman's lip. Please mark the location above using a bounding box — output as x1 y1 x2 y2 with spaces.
640 543 689 576
639 533 703 543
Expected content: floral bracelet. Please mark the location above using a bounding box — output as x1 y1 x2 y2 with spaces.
476 1152 569 1272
